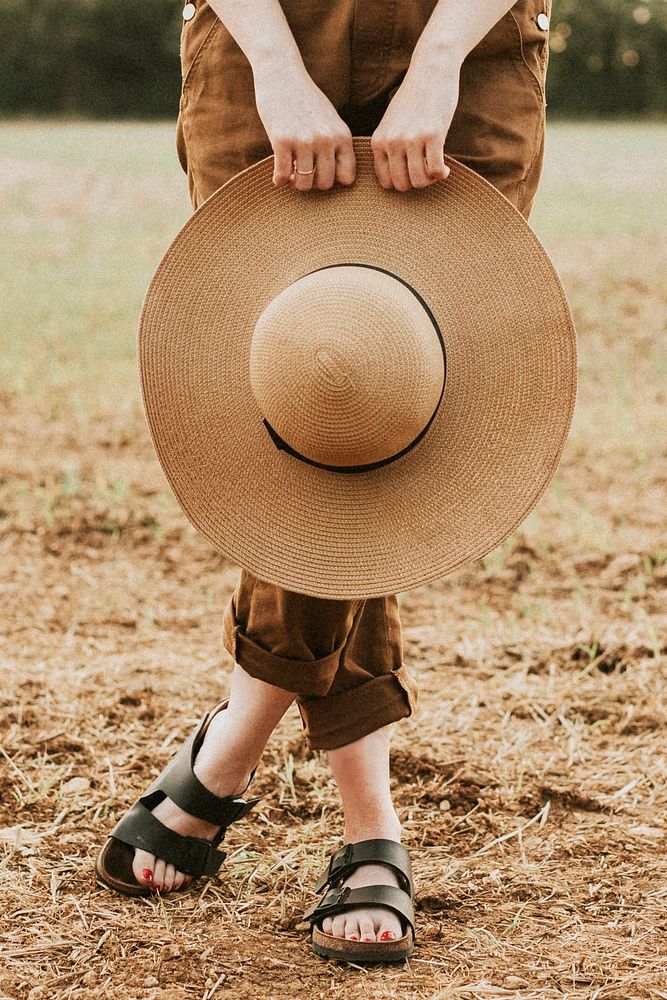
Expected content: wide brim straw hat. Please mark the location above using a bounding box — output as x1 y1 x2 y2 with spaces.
139 137 577 600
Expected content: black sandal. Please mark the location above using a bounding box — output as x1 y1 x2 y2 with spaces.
95 700 260 897
303 839 415 963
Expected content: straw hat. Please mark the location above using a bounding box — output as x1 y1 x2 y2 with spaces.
139 138 576 600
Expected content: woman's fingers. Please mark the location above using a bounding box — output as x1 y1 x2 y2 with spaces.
373 134 452 190
371 144 392 189
314 150 336 190
273 140 295 188
277 131 356 192
372 134 450 191
277 131 449 192
424 135 450 182
292 143 316 191
334 132 356 186
406 140 434 189
386 145 411 192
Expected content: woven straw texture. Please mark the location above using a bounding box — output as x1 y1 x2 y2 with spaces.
250 265 445 467
139 138 577 600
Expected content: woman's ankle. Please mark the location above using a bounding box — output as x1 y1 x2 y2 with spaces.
343 808 402 845
192 711 262 798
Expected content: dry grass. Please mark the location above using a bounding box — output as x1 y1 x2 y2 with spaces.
1 121 666 999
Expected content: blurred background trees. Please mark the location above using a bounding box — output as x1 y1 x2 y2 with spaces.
546 0 666 114
1 0 665 117
0 0 182 116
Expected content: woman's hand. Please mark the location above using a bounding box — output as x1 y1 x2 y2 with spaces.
371 60 461 191
253 64 356 192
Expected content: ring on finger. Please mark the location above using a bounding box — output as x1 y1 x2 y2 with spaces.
294 164 316 175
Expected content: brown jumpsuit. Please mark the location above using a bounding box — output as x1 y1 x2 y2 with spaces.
175 0 552 750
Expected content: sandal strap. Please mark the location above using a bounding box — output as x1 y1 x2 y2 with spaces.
314 839 413 894
303 884 415 933
150 732 260 827
140 702 260 828
109 802 227 876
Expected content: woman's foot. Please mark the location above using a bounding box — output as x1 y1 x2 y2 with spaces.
321 727 406 943
132 708 255 892
132 666 296 893
318 842 405 943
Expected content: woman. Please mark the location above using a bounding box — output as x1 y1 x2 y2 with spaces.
97 0 551 962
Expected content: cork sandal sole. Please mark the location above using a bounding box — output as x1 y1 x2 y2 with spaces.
311 924 414 963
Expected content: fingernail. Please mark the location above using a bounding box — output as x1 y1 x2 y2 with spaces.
142 868 153 881
381 931 396 941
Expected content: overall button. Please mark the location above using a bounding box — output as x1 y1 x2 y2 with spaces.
536 12 550 30
183 3 196 20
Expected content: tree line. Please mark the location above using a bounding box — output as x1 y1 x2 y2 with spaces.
2 0 665 118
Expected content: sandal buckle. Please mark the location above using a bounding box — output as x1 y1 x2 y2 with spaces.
327 885 351 908
183 839 226 876
314 843 354 892
228 795 261 824
303 884 351 924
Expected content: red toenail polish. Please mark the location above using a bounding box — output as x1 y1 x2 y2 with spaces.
381 931 396 941
349 936 358 941
142 869 153 881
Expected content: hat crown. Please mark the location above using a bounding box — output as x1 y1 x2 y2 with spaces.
250 265 445 469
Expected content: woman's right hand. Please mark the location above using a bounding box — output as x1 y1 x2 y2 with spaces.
253 66 356 192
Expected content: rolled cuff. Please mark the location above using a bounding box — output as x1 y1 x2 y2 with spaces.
297 664 419 751
223 599 343 697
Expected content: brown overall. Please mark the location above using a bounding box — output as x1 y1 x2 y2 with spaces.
175 0 551 749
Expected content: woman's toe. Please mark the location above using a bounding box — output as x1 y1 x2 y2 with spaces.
344 917 360 941
377 912 401 941
331 914 347 939
171 870 187 892
321 917 334 936
163 863 176 892
359 915 376 942
132 850 155 887
152 858 166 892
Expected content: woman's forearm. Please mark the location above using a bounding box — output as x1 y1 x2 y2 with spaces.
410 0 516 71
205 0 307 82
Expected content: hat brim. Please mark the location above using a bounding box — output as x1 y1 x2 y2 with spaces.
139 139 576 599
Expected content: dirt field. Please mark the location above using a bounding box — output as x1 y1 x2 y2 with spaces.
1 121 666 999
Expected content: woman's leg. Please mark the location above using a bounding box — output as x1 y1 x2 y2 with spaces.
322 726 404 943
133 664 295 892
294 592 415 943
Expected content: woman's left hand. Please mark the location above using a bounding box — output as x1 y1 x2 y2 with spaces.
371 60 460 190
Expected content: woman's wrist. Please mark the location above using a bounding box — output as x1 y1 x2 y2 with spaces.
408 36 466 82
251 48 310 90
